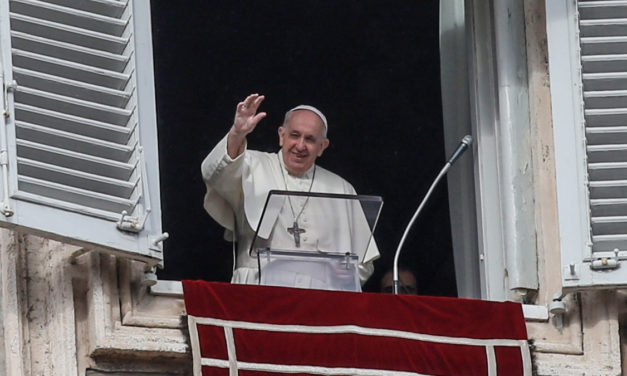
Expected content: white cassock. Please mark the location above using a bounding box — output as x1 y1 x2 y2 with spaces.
201 134 380 288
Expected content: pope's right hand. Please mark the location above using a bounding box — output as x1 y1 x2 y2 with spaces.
231 93 267 138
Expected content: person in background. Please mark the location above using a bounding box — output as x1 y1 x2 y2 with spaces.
380 267 418 294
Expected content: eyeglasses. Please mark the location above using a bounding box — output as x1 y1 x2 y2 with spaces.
381 284 417 294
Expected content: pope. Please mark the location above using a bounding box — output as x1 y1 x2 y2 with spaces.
201 93 380 289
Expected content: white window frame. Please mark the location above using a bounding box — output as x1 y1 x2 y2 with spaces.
441 0 539 301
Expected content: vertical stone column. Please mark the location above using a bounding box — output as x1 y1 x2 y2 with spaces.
0 247 5 376
22 234 79 376
0 229 26 376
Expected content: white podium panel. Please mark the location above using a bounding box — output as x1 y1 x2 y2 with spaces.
258 249 360 291
251 190 383 292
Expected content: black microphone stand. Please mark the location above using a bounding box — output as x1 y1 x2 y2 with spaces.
392 135 473 294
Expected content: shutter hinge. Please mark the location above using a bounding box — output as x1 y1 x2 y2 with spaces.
116 209 149 233
116 212 169 252
116 147 151 233
0 149 11 216
0 77 15 217
0 202 12 217
589 249 620 271
3 80 17 118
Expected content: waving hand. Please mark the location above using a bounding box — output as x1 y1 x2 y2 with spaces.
228 93 267 158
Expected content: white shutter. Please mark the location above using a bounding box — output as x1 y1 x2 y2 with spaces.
548 0 627 289
0 0 164 263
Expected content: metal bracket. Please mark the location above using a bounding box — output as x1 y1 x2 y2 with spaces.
589 249 620 270
116 147 154 233
549 291 567 330
562 262 579 280
3 80 16 118
0 150 14 214
149 232 169 251
116 209 149 233
0 78 15 217
1 203 13 217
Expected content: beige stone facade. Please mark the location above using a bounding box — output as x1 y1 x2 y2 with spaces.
521 2 622 374
0 231 190 375
1 230 624 375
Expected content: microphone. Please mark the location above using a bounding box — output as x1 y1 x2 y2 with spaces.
446 135 473 165
392 135 473 294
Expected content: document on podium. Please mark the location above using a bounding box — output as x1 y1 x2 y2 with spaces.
249 190 383 291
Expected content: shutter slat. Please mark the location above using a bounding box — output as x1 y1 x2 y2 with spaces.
590 198 627 216
12 49 130 90
583 90 627 108
584 109 627 126
17 157 137 198
16 121 135 162
591 214 627 223
588 144 627 163
37 0 127 19
589 162 627 180
587 126 627 144
591 234 627 251
15 86 133 125
16 139 135 181
13 67 132 107
10 12 129 54
11 191 124 222
10 0 128 36
591 215 627 238
11 31 129 72
582 54 627 73
589 180 627 198
582 72 627 90
580 18 627 37
580 1 627 20
18 175 135 214
14 104 132 144
581 36 627 55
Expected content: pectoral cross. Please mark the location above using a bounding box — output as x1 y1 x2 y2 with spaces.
287 221 306 248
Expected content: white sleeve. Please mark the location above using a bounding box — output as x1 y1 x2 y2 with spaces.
201 134 248 230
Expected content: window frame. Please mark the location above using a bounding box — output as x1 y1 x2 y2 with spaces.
441 0 539 300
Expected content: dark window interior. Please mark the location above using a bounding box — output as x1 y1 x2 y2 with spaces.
150 1 457 296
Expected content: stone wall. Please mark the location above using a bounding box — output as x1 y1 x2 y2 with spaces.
0 230 190 375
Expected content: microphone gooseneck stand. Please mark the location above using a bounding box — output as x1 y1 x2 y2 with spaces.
392 135 473 294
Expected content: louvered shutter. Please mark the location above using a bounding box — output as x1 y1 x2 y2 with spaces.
0 0 164 263
548 0 627 289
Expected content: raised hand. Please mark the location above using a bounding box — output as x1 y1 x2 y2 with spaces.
231 94 267 137
227 94 267 158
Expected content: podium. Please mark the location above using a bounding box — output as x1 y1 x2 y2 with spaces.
249 190 383 292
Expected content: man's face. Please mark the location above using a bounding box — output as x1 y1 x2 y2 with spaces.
278 110 330 176
380 270 418 294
